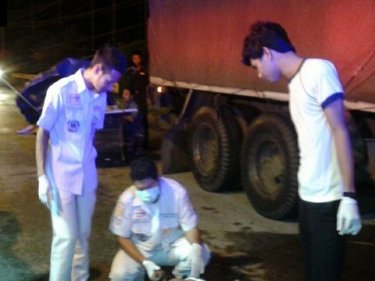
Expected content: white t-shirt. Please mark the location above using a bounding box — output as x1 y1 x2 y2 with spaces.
288 59 344 203
109 177 198 257
37 69 107 194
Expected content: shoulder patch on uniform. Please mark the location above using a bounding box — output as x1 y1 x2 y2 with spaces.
114 202 125 219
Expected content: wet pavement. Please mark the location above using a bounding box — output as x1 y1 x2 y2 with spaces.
1 84 375 281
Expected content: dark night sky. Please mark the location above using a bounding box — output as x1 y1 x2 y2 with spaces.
2 0 148 72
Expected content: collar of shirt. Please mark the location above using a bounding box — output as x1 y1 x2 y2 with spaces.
74 68 89 93
74 68 104 100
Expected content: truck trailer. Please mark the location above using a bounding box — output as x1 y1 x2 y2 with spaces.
148 0 375 219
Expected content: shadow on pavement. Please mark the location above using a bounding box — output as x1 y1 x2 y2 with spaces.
200 224 375 281
0 211 35 280
30 267 102 281
30 273 49 281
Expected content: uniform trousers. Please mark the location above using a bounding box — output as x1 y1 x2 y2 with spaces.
109 237 210 281
299 199 346 281
49 188 96 281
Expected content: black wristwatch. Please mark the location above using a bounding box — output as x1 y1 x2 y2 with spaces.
343 192 357 200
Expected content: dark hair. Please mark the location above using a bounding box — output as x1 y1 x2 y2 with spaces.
130 157 158 181
131 50 143 57
242 21 295 66
91 45 127 73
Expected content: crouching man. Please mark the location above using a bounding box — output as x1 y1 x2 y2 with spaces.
109 157 210 281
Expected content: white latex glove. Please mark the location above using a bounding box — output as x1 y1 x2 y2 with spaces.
185 277 206 281
38 174 50 207
190 243 205 278
142 259 161 280
337 197 362 235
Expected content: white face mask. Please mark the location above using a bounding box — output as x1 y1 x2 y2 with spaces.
136 186 160 203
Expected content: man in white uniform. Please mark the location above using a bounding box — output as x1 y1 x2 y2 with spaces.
35 45 126 281
109 157 210 281
242 22 361 281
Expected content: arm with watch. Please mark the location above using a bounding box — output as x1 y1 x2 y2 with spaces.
324 99 361 235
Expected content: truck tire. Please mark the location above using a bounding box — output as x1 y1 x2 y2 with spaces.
241 113 299 220
190 106 242 192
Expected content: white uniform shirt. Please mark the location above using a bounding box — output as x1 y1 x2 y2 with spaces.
288 59 344 203
110 177 198 257
37 69 107 194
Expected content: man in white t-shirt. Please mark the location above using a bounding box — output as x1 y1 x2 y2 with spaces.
242 21 361 281
109 157 210 281
36 45 126 281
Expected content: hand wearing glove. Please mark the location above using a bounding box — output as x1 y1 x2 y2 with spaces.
38 174 51 207
337 196 362 235
142 259 161 280
189 243 205 278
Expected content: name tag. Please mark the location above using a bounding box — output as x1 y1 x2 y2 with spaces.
161 213 177 219
68 93 82 108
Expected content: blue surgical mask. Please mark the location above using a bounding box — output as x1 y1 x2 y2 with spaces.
136 186 160 203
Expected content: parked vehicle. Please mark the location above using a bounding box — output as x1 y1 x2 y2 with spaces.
16 58 90 126
14 57 130 160
148 0 375 219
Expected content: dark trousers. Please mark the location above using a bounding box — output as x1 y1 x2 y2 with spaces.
299 199 346 281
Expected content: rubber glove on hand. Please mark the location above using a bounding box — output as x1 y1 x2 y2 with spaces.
38 174 50 207
190 243 205 278
337 197 362 235
142 259 161 280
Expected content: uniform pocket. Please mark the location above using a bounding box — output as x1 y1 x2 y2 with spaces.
132 221 151 233
161 213 178 228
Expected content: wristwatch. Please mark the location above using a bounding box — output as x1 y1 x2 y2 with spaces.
343 192 357 200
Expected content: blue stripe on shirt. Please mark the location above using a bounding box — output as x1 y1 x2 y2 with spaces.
321 92 344 109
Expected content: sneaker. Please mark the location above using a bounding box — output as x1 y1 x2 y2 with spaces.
16 124 37 135
31 126 38 134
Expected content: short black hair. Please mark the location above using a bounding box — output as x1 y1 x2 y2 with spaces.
131 50 143 57
130 157 158 181
91 44 127 73
242 21 295 66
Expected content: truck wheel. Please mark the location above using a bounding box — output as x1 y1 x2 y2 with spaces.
241 113 299 220
190 106 241 192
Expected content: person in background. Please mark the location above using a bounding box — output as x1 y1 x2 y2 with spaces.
120 50 150 149
16 111 38 134
121 88 145 163
35 45 126 281
109 157 210 281
242 21 361 281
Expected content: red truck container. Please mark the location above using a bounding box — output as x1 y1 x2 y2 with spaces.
148 0 375 219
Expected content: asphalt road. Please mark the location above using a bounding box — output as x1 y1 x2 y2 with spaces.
1 84 375 281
